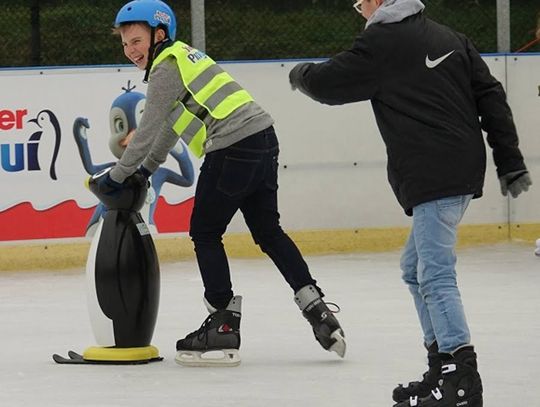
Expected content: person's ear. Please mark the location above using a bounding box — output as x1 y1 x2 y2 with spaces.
155 28 166 42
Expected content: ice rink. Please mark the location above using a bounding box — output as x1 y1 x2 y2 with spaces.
1 243 538 407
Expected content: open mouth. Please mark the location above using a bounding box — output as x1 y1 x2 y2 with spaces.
133 55 145 65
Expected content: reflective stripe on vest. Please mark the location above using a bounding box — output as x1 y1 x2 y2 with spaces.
152 42 254 157
170 103 206 158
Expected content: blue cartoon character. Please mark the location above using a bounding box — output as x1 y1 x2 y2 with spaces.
73 81 194 236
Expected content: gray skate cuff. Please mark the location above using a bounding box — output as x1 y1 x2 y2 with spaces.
294 285 320 311
226 296 242 313
204 295 242 313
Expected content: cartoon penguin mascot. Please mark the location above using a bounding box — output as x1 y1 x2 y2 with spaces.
73 81 151 237
53 168 162 364
73 80 194 238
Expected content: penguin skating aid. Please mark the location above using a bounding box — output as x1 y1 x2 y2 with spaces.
53 168 162 365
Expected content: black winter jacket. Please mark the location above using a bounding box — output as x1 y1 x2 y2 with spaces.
292 13 526 215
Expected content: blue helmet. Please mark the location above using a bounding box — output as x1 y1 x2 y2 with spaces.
115 0 177 40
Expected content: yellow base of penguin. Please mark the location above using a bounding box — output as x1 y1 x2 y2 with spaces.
83 345 162 363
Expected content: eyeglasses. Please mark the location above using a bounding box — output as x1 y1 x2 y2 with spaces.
352 0 363 14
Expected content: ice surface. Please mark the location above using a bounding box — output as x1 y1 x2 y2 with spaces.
0 243 538 406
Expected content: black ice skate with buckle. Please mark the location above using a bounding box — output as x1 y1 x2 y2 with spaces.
175 296 241 367
295 285 346 357
393 341 442 402
393 345 483 407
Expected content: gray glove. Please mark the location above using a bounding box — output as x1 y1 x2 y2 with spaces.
289 63 310 91
499 170 532 198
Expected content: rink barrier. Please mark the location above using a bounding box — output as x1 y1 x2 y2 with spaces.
0 223 538 272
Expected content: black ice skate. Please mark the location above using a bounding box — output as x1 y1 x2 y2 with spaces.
394 345 483 407
295 285 346 357
175 296 241 367
393 341 442 402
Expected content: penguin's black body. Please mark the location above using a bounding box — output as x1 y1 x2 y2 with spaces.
76 169 161 363
94 209 160 347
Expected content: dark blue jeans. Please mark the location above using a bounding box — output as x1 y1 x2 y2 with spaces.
189 126 318 309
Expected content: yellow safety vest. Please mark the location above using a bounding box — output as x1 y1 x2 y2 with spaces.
151 41 254 158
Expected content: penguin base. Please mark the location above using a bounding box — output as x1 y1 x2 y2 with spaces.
84 345 162 363
53 346 162 365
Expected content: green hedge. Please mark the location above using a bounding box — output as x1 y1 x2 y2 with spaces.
0 0 538 68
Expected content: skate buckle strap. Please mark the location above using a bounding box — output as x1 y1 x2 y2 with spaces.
409 396 418 406
430 387 443 400
441 363 457 374
325 302 341 313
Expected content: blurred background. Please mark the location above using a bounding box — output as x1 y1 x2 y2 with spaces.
1 0 539 68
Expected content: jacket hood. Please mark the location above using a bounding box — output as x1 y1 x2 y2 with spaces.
365 0 425 28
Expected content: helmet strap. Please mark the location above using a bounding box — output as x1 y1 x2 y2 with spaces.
143 26 156 83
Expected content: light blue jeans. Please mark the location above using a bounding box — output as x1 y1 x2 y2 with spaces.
400 194 473 354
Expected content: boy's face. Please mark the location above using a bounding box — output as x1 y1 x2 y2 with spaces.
120 23 153 70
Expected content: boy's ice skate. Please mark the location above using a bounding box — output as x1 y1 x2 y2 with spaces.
175 296 242 367
295 285 346 357
393 342 442 402
394 345 483 407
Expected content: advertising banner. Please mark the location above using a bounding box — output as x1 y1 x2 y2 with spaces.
0 66 199 241
1 55 538 242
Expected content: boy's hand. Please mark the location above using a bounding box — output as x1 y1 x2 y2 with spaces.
92 168 124 196
138 165 152 180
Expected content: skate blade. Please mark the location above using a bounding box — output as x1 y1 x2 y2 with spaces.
175 349 241 367
329 330 346 358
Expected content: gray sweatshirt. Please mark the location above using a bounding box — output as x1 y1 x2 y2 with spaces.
110 57 274 183
365 0 425 28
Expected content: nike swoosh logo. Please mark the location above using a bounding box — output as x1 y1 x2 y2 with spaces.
425 50 455 69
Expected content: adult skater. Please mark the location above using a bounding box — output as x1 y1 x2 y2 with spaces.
95 0 346 366
289 0 531 405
